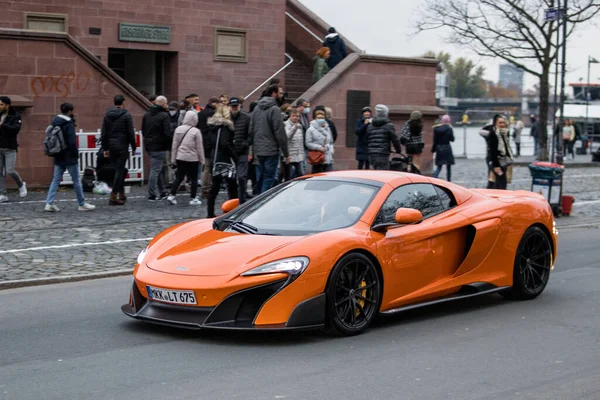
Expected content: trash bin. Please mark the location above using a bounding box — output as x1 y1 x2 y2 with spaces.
561 195 574 216
528 162 565 216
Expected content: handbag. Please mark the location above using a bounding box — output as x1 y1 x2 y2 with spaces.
307 135 326 165
498 155 513 168
212 128 236 178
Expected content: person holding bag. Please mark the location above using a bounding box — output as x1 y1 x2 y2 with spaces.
166 111 205 206
400 110 424 170
486 114 514 190
305 109 334 173
206 105 238 218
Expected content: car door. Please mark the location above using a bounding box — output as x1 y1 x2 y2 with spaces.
372 183 467 310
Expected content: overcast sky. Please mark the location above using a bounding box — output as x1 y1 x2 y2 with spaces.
299 0 600 93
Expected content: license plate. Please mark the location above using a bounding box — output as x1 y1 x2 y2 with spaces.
146 286 197 305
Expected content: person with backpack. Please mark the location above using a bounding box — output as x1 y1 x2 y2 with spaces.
0 96 27 202
44 103 95 212
166 110 205 206
400 110 425 170
100 94 136 205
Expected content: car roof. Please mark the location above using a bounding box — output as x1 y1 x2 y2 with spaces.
307 170 415 184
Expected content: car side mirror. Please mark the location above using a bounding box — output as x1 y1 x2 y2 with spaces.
221 199 240 213
395 208 422 225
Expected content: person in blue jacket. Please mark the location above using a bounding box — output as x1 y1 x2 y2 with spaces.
323 27 348 69
44 103 95 212
355 106 372 169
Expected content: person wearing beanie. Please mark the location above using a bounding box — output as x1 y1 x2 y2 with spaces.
322 26 348 69
366 104 401 170
400 110 424 169
355 106 373 169
432 114 455 181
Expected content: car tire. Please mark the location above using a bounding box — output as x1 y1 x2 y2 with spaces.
325 253 382 336
502 226 552 300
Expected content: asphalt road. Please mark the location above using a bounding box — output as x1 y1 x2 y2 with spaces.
1 227 599 400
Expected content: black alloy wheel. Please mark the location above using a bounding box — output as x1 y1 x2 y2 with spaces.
504 226 552 300
326 253 382 336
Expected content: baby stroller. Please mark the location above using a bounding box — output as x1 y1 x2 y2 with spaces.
389 153 421 175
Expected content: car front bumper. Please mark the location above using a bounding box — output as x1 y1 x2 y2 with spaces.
121 278 326 331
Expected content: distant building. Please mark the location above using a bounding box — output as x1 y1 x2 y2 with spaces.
499 64 524 95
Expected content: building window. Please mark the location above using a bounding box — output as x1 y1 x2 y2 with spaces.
24 12 68 33
214 28 247 63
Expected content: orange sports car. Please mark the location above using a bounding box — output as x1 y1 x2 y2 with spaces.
122 171 558 335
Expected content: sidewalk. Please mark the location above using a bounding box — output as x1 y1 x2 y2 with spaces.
1 162 599 289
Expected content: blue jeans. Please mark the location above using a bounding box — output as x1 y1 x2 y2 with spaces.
46 164 85 206
147 151 165 197
433 164 452 181
258 155 280 194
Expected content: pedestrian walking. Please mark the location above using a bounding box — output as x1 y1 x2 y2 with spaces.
530 114 539 158
229 97 251 204
249 84 289 194
400 111 424 170
432 115 455 181
141 95 170 201
482 114 514 190
322 27 348 69
198 97 219 198
206 105 238 218
313 47 330 83
562 119 576 160
100 94 136 205
166 111 205 206
366 104 401 170
513 118 524 157
164 101 181 187
284 109 305 179
355 106 372 170
44 103 95 212
0 96 27 202
305 109 335 173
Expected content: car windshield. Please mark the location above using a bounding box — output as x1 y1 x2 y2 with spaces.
216 179 379 236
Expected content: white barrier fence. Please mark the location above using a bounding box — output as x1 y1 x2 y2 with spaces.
60 129 144 185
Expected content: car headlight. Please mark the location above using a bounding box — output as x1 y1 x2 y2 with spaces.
553 220 559 236
241 257 310 280
137 247 148 265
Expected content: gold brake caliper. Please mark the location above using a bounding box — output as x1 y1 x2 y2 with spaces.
356 280 367 316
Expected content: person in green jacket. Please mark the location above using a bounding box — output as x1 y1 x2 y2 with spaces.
313 47 330 83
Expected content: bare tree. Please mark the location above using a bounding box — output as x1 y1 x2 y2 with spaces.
415 0 600 161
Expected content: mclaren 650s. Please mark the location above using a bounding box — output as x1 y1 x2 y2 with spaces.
122 170 557 336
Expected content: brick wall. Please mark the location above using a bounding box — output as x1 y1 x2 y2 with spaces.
0 0 287 102
0 37 148 186
309 59 440 173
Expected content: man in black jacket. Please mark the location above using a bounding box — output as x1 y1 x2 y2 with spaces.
229 97 251 204
0 96 27 202
355 106 372 169
366 104 401 170
323 27 348 69
101 95 136 205
142 95 170 201
198 97 218 198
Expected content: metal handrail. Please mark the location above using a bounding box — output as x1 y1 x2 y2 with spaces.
285 12 322 43
244 53 294 100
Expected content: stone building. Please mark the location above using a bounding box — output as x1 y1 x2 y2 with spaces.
0 0 443 186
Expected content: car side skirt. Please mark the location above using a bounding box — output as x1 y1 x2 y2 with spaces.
379 282 510 315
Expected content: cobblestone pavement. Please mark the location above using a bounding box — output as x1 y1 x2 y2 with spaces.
0 160 598 284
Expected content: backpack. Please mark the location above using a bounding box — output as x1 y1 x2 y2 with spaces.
81 167 96 193
43 125 67 156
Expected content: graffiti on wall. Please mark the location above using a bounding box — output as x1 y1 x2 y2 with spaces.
30 72 91 98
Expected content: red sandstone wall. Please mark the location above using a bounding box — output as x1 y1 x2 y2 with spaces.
311 60 438 172
0 0 287 102
0 38 148 186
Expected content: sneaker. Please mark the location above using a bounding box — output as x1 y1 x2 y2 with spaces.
159 192 168 200
78 203 96 211
45 203 60 212
19 182 27 198
147 195 157 201
0 195 8 203
189 198 202 206
167 195 177 205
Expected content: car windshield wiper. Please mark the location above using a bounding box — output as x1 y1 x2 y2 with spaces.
220 219 282 236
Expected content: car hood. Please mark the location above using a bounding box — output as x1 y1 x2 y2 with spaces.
146 222 303 277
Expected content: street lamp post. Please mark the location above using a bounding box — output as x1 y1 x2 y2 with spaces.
585 56 599 144
557 0 568 165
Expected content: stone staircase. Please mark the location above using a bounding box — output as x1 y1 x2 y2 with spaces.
284 42 314 104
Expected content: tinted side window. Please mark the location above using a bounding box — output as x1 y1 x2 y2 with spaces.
434 185 457 210
376 184 444 224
